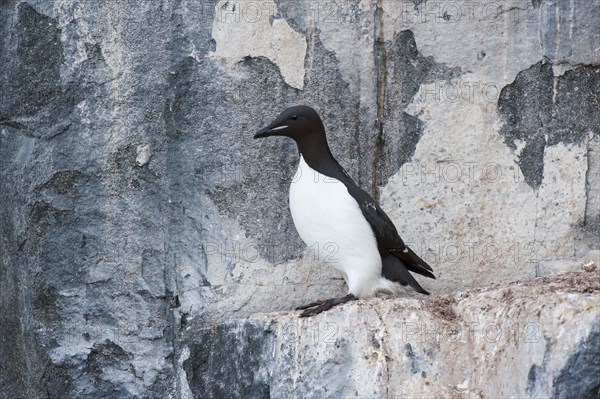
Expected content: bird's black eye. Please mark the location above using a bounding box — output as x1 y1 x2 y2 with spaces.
291 115 298 120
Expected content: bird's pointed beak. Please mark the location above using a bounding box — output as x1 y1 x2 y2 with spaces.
253 127 272 139
254 124 288 139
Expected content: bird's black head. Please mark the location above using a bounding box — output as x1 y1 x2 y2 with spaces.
254 105 338 178
254 105 326 145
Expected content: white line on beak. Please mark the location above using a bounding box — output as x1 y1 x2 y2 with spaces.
270 125 288 131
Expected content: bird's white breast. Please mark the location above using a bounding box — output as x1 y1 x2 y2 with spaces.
289 156 384 297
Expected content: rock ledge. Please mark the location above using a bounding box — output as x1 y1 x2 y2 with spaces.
184 270 600 399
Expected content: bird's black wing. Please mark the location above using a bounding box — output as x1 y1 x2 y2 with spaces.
346 184 404 248
317 157 435 283
346 183 435 280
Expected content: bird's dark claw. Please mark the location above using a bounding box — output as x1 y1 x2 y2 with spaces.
297 294 357 317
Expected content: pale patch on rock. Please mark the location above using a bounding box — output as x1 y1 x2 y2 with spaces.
176 347 194 399
382 0 544 86
135 143 152 167
534 143 589 259
316 1 376 104
210 0 307 89
514 139 527 157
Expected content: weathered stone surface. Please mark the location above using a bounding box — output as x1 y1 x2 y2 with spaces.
379 0 599 294
0 0 598 398
185 270 600 399
498 61 600 189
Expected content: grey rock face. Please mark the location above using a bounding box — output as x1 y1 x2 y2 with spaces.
0 0 598 398
552 325 600 399
378 29 463 190
183 323 274 398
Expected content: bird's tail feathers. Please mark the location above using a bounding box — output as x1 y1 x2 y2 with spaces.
382 255 430 295
390 247 436 279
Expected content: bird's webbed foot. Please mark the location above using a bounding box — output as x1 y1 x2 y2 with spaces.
295 300 325 310
297 294 357 317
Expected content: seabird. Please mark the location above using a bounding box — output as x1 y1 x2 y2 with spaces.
254 105 435 317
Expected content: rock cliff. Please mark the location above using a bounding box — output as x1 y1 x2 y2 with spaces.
1 1 598 398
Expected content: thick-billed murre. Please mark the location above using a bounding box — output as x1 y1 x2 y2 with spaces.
254 105 435 317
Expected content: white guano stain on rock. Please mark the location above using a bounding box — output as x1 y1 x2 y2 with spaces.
210 0 307 89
